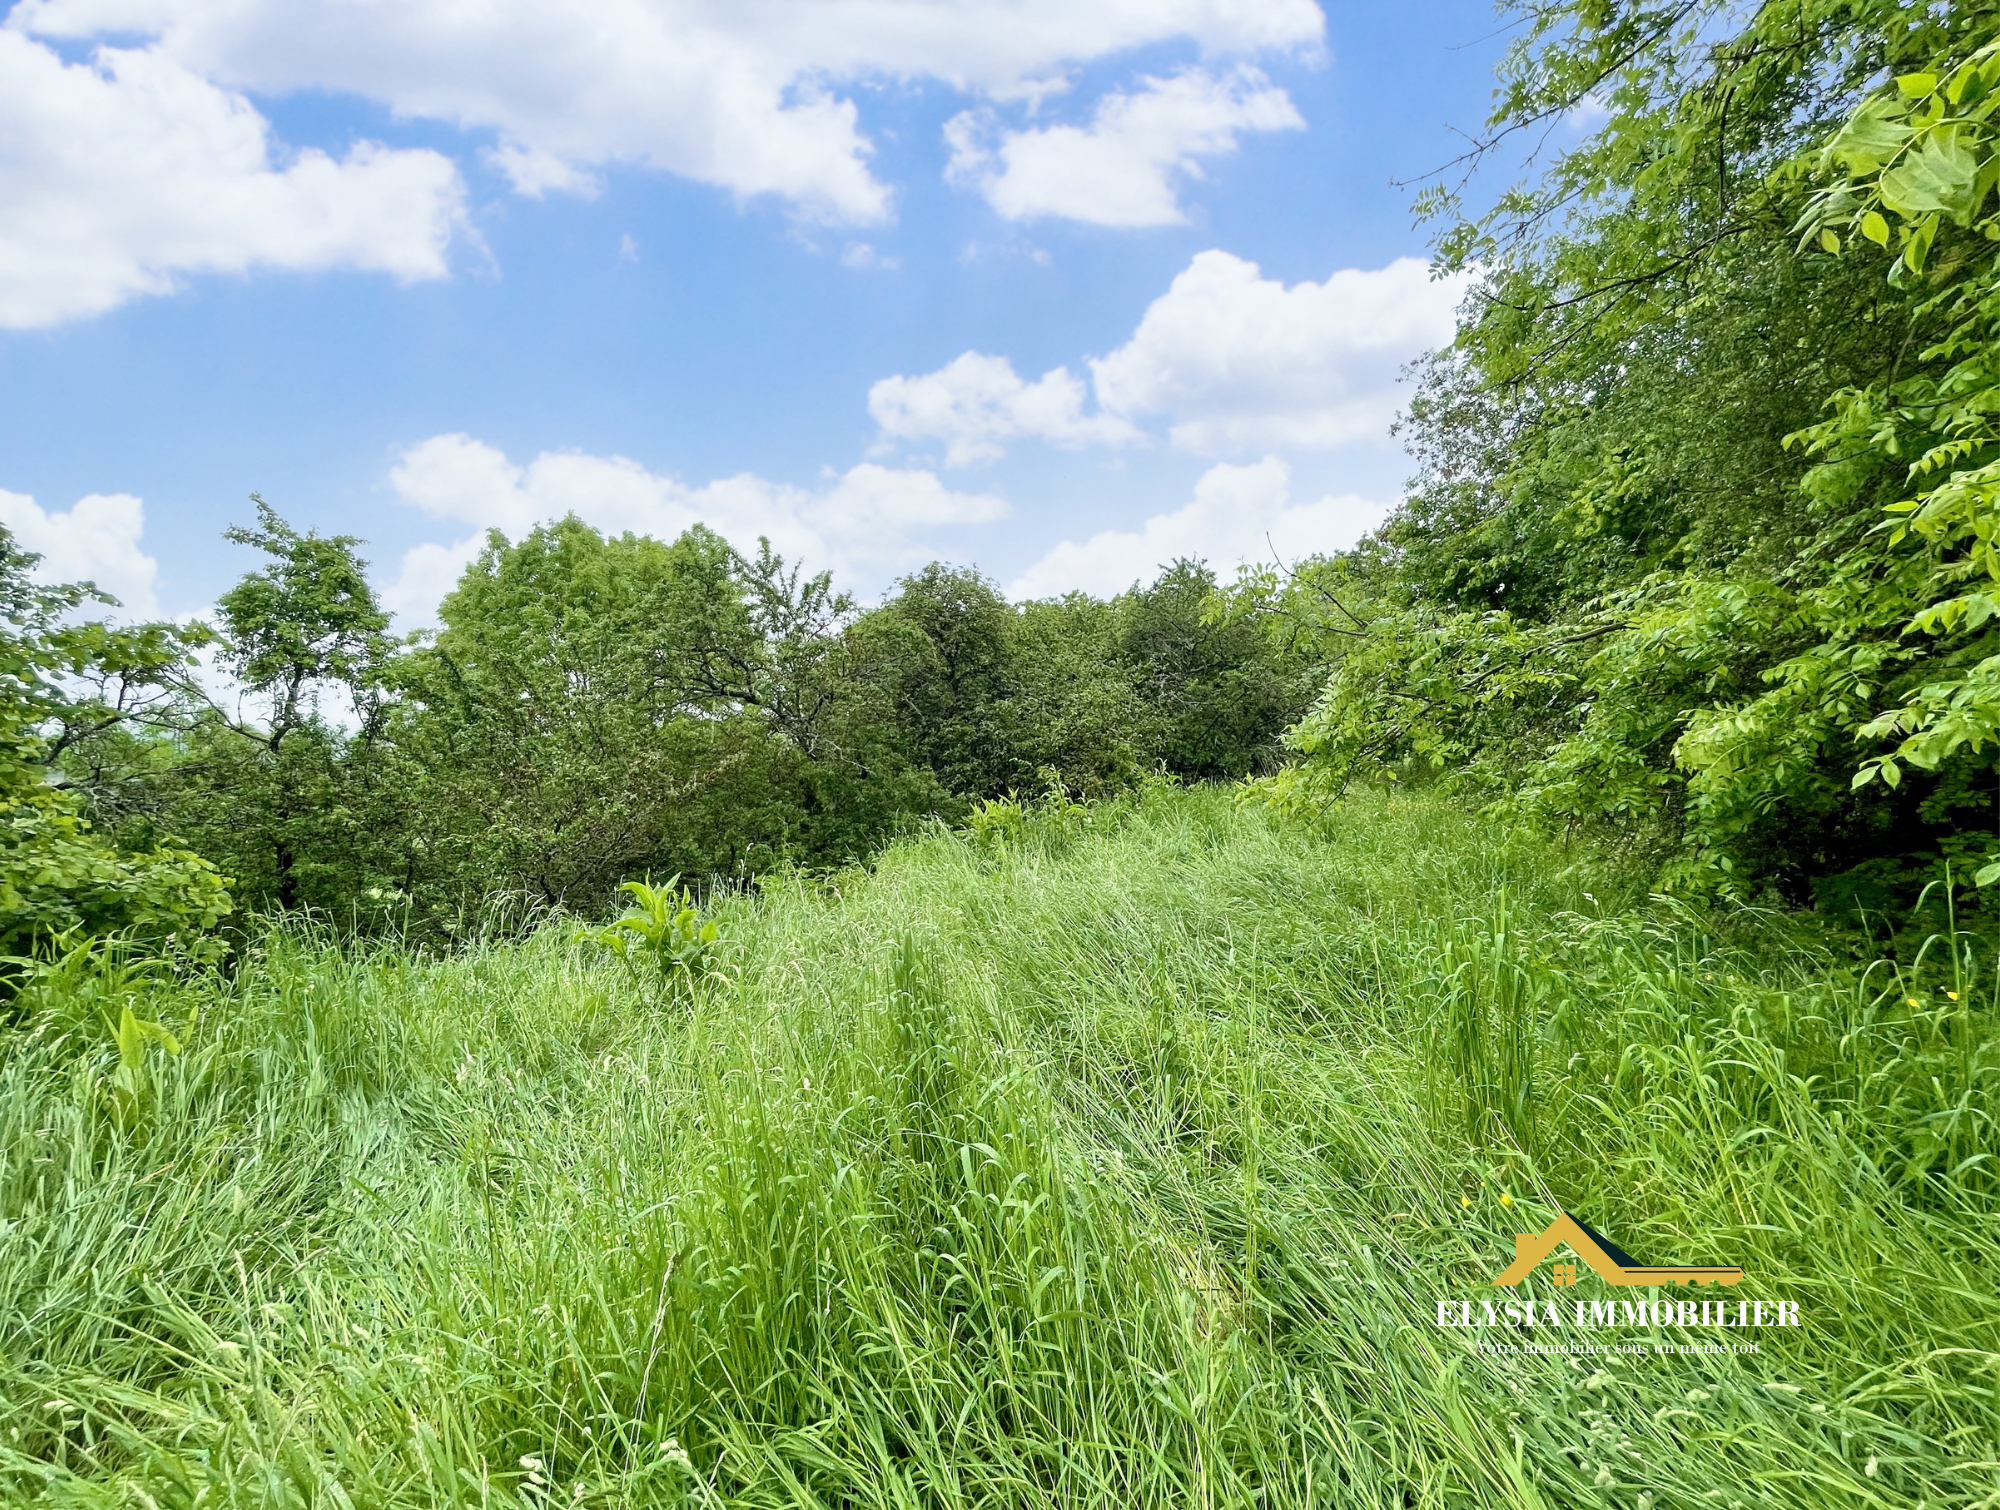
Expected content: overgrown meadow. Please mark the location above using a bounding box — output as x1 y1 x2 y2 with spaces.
5 787 1994 1509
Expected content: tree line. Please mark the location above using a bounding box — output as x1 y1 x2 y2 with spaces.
0 504 1314 948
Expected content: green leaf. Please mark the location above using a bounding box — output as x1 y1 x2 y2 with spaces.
1880 137 1978 219
1900 214 1936 273
1827 96 1915 173
1896 72 1939 100
1818 228 1841 254
1860 210 1890 246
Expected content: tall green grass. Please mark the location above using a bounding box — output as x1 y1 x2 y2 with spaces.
2 787 1994 1508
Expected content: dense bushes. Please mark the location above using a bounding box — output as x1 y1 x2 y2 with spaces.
1251 0 2000 921
0 535 228 960
40 511 1314 941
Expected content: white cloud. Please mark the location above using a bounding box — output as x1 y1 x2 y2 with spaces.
1090 251 1468 454
0 31 465 328
15 0 1325 230
1006 457 1382 600
868 352 1140 467
946 65 1301 227
484 141 599 199
872 251 1466 465
382 433 1007 623
0 487 160 616
1566 91 1610 132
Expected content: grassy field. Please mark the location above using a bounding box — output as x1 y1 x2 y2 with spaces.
2 786 1996 1508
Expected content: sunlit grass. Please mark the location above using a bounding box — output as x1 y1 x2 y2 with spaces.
2 786 1994 1507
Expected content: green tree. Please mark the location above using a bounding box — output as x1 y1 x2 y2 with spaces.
1118 559 1307 781
1273 0 2000 914
152 501 404 914
397 519 938 912
0 527 229 958
1010 593 1147 797
863 564 1023 799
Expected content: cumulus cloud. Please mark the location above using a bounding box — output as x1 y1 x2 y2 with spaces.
1089 251 1469 453
382 433 1007 623
1006 457 1382 600
0 31 465 328
946 65 1301 227
868 353 1141 467
14 0 1325 230
0 487 160 616
872 251 1466 465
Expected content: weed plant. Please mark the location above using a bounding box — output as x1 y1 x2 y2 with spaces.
0 788 1994 1507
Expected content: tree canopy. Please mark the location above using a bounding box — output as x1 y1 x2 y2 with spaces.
1245 0 2000 922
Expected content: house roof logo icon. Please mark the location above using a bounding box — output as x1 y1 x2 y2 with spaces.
1493 1211 1744 1287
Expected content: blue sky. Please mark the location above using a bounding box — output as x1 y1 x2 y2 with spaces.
0 0 1518 626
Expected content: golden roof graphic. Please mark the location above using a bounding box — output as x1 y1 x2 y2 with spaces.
1493 1211 1743 1288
